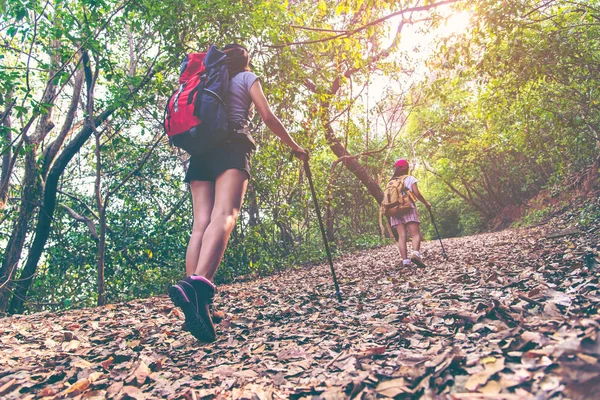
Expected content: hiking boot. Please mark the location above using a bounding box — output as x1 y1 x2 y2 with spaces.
169 276 216 342
180 304 222 331
410 254 427 268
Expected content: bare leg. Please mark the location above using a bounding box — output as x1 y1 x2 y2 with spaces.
406 222 421 254
194 169 248 280
395 224 408 260
186 181 215 277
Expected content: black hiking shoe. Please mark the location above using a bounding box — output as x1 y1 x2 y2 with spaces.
169 277 216 342
411 255 427 268
181 304 222 332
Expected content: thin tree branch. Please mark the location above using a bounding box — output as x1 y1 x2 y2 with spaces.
61 204 99 241
105 133 162 200
291 25 349 33
269 0 463 48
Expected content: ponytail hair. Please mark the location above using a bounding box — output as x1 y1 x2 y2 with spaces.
223 43 251 77
393 165 410 178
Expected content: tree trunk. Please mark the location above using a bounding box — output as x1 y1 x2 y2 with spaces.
0 151 41 310
324 162 339 243
97 208 107 306
325 125 384 204
0 98 56 311
7 109 113 313
5 38 156 313
248 187 259 227
0 34 62 311
94 129 107 306
0 92 14 210
41 69 84 179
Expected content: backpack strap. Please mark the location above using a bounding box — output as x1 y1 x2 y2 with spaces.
379 205 395 240
399 175 417 204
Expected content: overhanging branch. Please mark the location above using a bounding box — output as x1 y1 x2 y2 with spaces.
269 0 463 48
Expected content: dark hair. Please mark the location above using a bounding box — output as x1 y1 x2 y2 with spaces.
393 165 410 177
223 43 250 77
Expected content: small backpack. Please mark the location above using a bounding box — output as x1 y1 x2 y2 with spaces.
381 175 416 217
164 45 230 155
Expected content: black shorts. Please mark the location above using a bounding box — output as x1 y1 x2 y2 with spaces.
184 139 254 183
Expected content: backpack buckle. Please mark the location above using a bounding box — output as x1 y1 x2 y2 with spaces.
173 84 185 113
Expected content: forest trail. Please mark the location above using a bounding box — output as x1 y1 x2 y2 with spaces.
1 219 599 399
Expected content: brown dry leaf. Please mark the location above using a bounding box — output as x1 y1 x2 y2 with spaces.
63 378 90 395
498 369 531 389
320 387 346 400
214 366 236 377
478 380 502 394
101 356 114 370
376 377 409 397
521 331 546 345
72 357 94 369
106 381 123 398
232 369 259 379
546 289 572 307
465 357 505 391
120 385 144 400
0 379 18 396
253 344 266 354
543 301 562 318
129 360 151 386
88 372 103 383
576 353 598 364
61 339 81 352
356 345 386 359
539 375 561 392
38 386 59 397
1 219 599 399
82 390 107 399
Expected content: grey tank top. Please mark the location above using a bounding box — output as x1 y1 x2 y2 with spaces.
227 71 259 130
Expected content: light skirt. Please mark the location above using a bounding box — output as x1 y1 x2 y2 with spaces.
390 206 420 227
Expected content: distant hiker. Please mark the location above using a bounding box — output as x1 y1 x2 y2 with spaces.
168 44 308 342
382 159 431 267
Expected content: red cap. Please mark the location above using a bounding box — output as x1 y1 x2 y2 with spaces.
395 159 409 168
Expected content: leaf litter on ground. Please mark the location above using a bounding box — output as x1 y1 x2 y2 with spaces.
0 213 599 399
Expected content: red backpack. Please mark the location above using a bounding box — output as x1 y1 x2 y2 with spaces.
164 45 230 155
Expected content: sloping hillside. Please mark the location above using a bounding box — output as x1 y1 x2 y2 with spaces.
1 218 599 399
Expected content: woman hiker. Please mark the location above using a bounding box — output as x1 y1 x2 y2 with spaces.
389 159 431 267
169 44 309 342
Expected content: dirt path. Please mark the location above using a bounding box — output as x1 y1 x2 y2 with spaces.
1 221 599 399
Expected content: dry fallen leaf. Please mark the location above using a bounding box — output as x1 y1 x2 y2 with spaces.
120 385 144 400
0 219 598 399
356 345 386 359
62 378 90 395
465 357 505 391
376 378 410 397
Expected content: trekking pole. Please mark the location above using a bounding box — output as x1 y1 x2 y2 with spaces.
303 159 342 303
428 208 448 260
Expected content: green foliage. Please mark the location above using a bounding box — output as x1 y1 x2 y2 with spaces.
577 198 600 229
405 0 600 223
514 206 555 228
